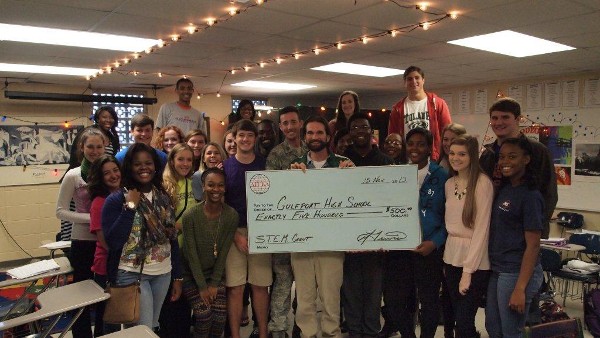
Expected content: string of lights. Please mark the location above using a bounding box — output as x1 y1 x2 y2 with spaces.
0 111 233 130
87 1 459 98
88 0 270 81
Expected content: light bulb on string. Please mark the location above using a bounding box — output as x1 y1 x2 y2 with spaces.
206 18 216 26
123 58 130 64
313 48 320 55
231 69 236 74
294 53 300 60
362 36 368 44
171 35 180 42
390 30 398 37
336 43 342 50
244 66 250 72
450 12 458 19
421 22 430 30
229 7 238 15
220 121 225 126
187 24 197 34
259 62 265 68
216 92 221 98
276 58 282 64
64 121 70 128
256 0 264 4
157 39 165 48
158 72 163 78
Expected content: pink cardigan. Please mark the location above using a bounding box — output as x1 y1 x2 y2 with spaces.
443 174 493 273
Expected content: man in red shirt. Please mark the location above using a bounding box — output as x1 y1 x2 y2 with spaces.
388 66 451 161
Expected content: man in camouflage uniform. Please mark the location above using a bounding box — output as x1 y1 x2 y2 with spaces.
266 106 307 338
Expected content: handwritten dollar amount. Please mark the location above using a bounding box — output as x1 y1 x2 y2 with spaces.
386 206 411 217
362 175 407 184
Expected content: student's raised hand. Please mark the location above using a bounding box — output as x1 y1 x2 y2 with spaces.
509 288 526 313
413 240 436 256
290 162 307 172
125 188 141 207
216 162 223 170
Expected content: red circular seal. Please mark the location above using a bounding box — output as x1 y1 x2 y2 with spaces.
249 174 270 194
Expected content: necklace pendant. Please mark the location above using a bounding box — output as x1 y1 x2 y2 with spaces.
213 243 218 258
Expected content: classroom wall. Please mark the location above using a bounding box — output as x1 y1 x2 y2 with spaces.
0 83 231 262
1 71 599 262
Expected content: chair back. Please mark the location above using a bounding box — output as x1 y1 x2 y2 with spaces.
557 212 584 229
569 233 600 258
523 317 583 338
541 248 562 272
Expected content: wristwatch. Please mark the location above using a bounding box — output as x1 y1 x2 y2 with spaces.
125 201 136 210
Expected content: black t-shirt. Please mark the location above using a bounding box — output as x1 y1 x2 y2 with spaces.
344 146 393 167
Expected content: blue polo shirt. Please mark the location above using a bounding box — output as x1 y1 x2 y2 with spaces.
489 183 544 273
115 145 168 171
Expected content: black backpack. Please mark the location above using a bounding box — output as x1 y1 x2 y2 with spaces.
584 288 600 337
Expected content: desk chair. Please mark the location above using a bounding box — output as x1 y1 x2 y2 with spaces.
0 257 72 321
0 280 108 338
557 212 584 237
552 234 600 306
523 317 584 338
102 325 159 337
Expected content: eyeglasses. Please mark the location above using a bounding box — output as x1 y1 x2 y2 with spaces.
351 125 371 131
385 140 402 146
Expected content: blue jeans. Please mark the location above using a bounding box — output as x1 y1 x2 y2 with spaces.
116 269 171 330
485 265 543 338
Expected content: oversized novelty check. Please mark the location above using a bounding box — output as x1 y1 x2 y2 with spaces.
245 165 420 253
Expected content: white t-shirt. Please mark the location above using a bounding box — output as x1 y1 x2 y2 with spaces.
156 102 207 135
417 162 430 189
403 98 430 136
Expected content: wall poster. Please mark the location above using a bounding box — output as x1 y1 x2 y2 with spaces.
0 124 84 186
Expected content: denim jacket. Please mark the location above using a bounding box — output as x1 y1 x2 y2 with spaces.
418 161 448 248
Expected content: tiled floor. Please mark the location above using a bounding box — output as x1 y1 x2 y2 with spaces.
10 290 595 337
1 259 594 337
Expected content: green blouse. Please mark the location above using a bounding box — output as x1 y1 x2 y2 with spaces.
181 202 238 290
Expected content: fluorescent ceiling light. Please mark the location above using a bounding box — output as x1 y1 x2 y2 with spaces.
447 30 575 57
0 63 98 76
231 81 316 91
311 62 403 77
255 105 274 110
0 23 161 52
